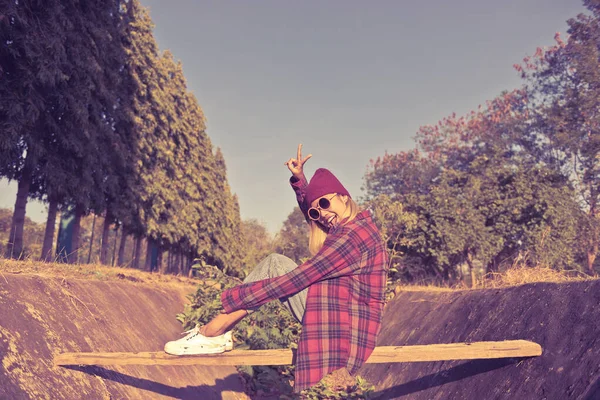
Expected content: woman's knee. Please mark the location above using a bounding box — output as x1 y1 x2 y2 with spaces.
265 253 297 274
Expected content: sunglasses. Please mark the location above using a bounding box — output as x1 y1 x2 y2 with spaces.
308 194 338 221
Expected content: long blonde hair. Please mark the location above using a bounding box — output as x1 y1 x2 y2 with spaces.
308 196 361 255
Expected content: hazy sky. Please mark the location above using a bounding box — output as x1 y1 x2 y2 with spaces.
0 1 585 234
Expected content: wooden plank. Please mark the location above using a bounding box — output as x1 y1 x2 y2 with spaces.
367 340 542 363
54 340 542 367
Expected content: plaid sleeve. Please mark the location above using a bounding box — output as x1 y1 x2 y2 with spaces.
221 228 361 313
290 175 310 219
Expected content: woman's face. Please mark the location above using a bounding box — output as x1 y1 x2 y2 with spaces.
309 192 349 230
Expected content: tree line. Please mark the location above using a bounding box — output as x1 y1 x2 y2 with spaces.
0 204 311 277
363 0 600 284
4 1 600 286
0 0 243 275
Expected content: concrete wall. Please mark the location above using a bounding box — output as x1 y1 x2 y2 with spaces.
0 273 249 400
360 281 600 400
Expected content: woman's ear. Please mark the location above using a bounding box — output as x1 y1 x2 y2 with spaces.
340 194 349 205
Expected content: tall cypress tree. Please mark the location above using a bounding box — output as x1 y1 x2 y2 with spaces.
0 0 68 258
208 147 244 275
38 0 131 263
119 0 162 268
38 0 129 263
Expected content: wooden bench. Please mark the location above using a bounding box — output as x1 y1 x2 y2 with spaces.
54 340 542 366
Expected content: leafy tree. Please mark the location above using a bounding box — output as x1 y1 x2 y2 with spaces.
517 5 600 273
414 158 579 280
365 195 418 289
364 149 438 199
273 207 311 264
240 219 273 277
205 148 245 276
365 87 582 282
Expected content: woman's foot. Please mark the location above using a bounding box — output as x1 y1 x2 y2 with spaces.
164 326 233 355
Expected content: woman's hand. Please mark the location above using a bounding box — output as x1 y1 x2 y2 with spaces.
285 143 312 179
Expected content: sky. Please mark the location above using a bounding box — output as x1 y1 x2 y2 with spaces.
0 0 586 234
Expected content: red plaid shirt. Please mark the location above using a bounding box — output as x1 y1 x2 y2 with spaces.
221 176 388 392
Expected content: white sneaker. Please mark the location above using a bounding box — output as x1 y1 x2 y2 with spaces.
224 330 233 351
164 327 234 355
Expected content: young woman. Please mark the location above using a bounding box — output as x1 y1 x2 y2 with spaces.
165 144 389 392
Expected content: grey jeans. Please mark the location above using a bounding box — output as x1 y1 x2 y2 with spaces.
243 253 307 323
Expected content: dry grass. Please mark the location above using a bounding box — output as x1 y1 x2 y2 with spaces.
480 266 593 289
0 257 199 291
2 257 597 295
394 283 457 293
393 265 597 294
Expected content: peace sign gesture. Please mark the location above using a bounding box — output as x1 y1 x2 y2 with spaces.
285 144 312 179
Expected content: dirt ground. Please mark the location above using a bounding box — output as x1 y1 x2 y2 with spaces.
0 262 249 400
360 280 600 400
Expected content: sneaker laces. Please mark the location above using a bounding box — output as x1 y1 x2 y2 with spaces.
182 326 201 341
181 326 230 344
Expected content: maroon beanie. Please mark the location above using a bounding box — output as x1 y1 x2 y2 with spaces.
305 168 351 207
